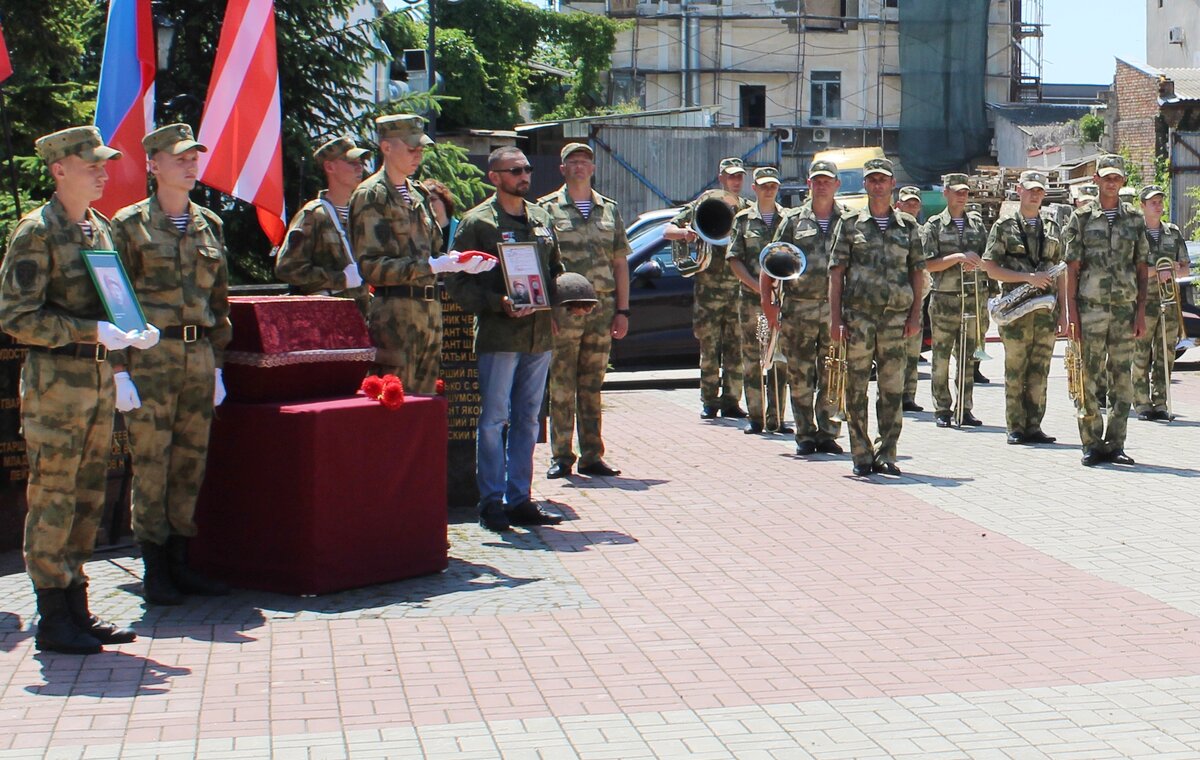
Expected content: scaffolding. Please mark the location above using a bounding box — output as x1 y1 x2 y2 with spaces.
1011 0 1044 103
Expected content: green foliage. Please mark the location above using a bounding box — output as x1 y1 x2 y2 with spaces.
419 142 488 210
1078 113 1105 143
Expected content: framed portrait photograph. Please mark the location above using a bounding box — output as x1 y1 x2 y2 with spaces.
81 251 147 333
497 242 550 310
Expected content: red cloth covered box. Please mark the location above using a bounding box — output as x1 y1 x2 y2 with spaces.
191 395 449 595
223 296 374 403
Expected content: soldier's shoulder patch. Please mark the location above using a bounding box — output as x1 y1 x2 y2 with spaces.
14 260 39 291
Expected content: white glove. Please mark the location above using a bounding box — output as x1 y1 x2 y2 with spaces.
465 256 498 274
96 321 137 350
342 263 363 289
428 255 471 275
129 324 160 350
214 368 226 406
113 371 141 412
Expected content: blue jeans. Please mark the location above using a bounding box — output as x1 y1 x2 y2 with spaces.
475 351 553 509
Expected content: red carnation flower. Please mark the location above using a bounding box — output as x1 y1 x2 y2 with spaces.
361 375 385 398
435 378 445 395
380 374 401 388
380 383 406 409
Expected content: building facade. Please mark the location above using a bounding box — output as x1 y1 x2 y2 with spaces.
1147 0 1200 68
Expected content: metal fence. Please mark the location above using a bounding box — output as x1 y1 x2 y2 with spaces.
1171 131 1200 234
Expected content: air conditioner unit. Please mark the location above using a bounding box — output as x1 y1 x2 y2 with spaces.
811 127 830 143
1170 27 1186 44
778 127 795 146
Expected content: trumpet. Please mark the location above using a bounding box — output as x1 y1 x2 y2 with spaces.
1065 322 1088 419
824 337 849 423
1155 256 1182 421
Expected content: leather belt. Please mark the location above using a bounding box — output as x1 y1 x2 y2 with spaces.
162 325 209 342
375 284 439 301
31 343 108 362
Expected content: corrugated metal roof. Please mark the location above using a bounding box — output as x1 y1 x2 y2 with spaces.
987 103 1093 126
515 106 721 134
1161 68 1200 102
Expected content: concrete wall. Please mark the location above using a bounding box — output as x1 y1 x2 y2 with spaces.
1148 0 1200 68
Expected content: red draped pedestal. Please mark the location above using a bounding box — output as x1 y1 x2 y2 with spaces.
191 395 449 595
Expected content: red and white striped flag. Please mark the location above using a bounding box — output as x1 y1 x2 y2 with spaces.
197 0 285 245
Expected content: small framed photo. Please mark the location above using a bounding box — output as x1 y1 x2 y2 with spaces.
497 242 550 310
81 251 147 333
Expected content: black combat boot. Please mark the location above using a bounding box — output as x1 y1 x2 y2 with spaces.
140 542 184 606
34 588 102 655
166 536 230 596
64 581 136 644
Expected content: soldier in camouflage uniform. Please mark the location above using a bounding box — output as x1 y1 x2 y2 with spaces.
539 143 631 479
1062 155 1150 466
0 126 141 654
921 174 987 428
894 186 928 412
664 157 749 419
275 136 372 315
350 114 462 395
982 170 1063 446
728 166 790 435
829 158 928 477
1134 185 1189 421
110 123 232 605
768 159 843 455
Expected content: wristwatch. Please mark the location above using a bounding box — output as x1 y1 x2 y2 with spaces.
616 308 631 317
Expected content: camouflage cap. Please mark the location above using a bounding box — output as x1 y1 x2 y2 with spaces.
863 157 894 177
376 113 434 147
807 159 838 179
35 126 122 165
965 202 982 214
1140 184 1167 201
942 173 970 191
1019 170 1048 190
1096 153 1126 177
718 157 746 175
314 136 370 164
1077 182 1099 198
897 186 922 202
1118 186 1137 200
753 166 781 185
142 123 207 156
560 142 593 162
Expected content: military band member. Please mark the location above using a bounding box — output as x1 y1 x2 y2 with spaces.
664 157 749 419
0 127 141 653
921 173 987 428
829 158 927 477
895 186 927 413
1063 155 1149 466
110 123 232 606
982 170 1062 446
728 166 790 435
1073 182 1099 210
540 143 630 479
275 137 372 314
1133 185 1187 422
767 159 843 455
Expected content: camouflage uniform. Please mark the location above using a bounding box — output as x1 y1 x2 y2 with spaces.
728 203 784 429
1133 219 1187 414
349 115 444 394
672 194 748 410
275 190 371 314
0 196 117 589
984 207 1063 436
111 194 232 545
772 201 843 446
922 207 988 418
538 185 630 468
1063 197 1149 453
831 206 927 469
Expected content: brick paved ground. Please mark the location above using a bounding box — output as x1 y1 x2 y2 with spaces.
3 342 1200 758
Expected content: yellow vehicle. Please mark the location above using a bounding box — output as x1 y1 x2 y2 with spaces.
811 146 885 212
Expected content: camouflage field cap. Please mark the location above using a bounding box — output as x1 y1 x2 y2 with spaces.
863 157 894 177
966 202 982 214
942 173 970 191
1140 184 1167 201
35 126 122 165
1118 186 1137 200
808 159 838 179
753 166 781 185
1019 170 1048 190
897 186 922 201
718 157 746 175
1077 183 1099 198
142 123 207 156
560 142 593 162
314 136 370 164
1096 153 1127 177
376 114 434 147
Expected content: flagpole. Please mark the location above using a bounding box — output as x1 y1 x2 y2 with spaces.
0 87 20 222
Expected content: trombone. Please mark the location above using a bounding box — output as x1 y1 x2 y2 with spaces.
1065 322 1088 419
1155 256 1183 421
955 266 991 428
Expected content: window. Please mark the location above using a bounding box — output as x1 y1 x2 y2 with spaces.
811 71 841 122
740 85 766 128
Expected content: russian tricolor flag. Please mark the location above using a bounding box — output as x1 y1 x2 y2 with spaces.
93 0 155 217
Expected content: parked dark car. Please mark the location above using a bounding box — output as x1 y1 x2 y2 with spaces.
610 225 699 368
625 206 681 244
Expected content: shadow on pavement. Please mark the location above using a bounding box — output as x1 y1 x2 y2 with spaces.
559 477 669 492
0 611 31 652
26 649 190 698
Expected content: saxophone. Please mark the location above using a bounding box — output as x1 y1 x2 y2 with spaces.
987 261 1067 326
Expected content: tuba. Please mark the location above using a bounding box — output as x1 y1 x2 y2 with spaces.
987 261 1067 326
673 190 738 277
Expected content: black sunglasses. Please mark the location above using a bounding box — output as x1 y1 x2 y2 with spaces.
496 165 534 176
